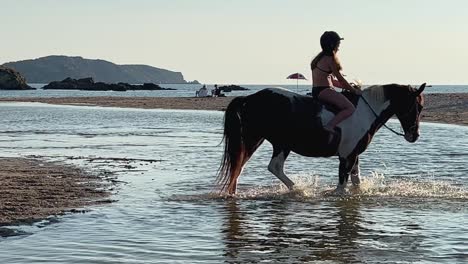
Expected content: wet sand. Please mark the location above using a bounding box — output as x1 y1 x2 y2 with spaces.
420 93 468 126
0 93 467 125
0 158 112 232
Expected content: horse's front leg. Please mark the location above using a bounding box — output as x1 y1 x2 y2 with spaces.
350 156 360 186
335 156 358 194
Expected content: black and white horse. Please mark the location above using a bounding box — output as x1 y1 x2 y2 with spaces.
217 83 426 194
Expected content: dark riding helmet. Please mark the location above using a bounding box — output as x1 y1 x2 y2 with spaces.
320 31 344 55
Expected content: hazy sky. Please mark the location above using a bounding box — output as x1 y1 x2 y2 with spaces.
2 0 467 84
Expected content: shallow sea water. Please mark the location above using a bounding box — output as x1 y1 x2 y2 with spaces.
0 83 466 98
0 102 467 263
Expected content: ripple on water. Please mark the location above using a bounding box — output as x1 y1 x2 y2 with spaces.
1 104 467 263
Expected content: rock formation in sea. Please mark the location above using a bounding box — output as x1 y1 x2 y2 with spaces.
2 55 200 84
0 66 35 90
42 77 176 91
218 85 249 92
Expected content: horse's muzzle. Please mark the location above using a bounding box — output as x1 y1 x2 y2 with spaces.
404 125 419 142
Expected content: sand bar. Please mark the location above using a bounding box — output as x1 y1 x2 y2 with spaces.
1 93 467 125
0 158 111 233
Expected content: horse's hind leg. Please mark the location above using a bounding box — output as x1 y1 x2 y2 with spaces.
335 155 358 194
350 156 360 186
268 145 295 190
227 136 264 194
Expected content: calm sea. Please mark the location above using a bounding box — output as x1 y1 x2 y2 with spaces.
0 102 466 263
0 84 466 98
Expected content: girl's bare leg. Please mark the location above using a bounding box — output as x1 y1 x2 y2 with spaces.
318 89 355 131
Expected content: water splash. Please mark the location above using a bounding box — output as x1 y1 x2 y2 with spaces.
170 172 468 202
168 175 322 202
235 174 322 201
358 171 468 199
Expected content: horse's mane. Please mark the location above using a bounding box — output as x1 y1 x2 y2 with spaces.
362 85 387 105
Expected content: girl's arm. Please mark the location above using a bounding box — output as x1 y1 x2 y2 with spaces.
330 75 343 88
330 58 362 94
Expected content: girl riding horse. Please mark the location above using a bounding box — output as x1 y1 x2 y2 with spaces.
311 31 362 137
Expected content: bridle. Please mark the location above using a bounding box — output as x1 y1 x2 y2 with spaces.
360 95 419 137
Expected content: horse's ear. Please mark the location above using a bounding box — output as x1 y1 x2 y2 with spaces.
414 83 426 96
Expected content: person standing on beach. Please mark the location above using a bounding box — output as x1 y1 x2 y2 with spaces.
214 84 220 97
311 31 362 135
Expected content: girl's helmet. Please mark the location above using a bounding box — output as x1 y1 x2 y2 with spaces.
320 31 343 55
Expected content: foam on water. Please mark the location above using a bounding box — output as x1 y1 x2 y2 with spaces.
168 175 322 202
358 171 468 199
235 174 323 200
171 172 468 202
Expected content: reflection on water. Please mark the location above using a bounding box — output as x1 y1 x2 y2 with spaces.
0 103 467 263
219 200 365 263
184 180 467 263
218 196 466 263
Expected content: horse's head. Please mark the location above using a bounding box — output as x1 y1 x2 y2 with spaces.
387 83 426 142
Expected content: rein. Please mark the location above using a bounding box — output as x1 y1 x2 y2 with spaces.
360 95 406 137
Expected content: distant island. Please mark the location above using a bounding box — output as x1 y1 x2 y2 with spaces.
42 77 176 91
2 55 200 84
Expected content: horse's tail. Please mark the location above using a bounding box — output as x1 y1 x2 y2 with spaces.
217 96 248 194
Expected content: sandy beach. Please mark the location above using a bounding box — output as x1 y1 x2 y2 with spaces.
420 93 468 126
1 93 467 125
0 158 112 232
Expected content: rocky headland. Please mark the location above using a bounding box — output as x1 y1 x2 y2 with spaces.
0 66 35 90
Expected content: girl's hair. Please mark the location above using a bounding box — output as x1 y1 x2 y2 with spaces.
310 51 342 71
311 31 343 71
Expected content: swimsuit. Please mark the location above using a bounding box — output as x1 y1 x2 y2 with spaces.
312 86 334 98
312 65 333 98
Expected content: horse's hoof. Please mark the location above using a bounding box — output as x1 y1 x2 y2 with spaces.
349 185 361 195
351 176 361 185
288 187 307 197
223 191 237 199
328 188 349 197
